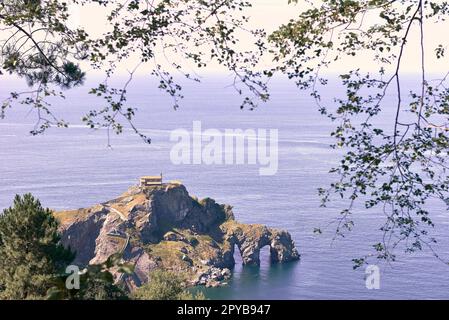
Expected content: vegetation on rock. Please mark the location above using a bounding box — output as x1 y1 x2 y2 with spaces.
132 270 205 300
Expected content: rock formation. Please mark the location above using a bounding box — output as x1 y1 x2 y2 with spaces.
54 183 299 289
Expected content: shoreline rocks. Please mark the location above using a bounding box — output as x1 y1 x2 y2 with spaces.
54 183 300 290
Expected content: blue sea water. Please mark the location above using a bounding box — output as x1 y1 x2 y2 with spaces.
1 75 448 299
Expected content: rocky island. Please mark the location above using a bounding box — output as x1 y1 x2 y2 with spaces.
54 182 299 289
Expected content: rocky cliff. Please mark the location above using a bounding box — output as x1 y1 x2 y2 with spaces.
54 183 300 289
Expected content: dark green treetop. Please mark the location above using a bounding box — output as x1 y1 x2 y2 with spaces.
0 194 74 299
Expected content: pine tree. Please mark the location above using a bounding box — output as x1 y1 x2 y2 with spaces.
0 194 74 299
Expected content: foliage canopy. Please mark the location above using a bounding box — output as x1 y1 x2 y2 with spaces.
270 0 449 266
0 0 268 141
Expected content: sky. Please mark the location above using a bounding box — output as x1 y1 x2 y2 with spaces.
64 0 449 76
66 0 303 75
1 0 448 77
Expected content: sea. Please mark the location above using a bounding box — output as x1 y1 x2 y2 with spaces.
1 74 448 299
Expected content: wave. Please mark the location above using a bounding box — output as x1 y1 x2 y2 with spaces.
1 122 332 147
0 180 134 192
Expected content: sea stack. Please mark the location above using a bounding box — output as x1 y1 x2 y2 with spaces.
54 180 300 290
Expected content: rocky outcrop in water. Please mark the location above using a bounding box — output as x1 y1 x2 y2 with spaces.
54 183 299 289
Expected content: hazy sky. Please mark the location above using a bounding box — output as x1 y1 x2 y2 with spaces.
1 1 447 76
65 0 448 75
